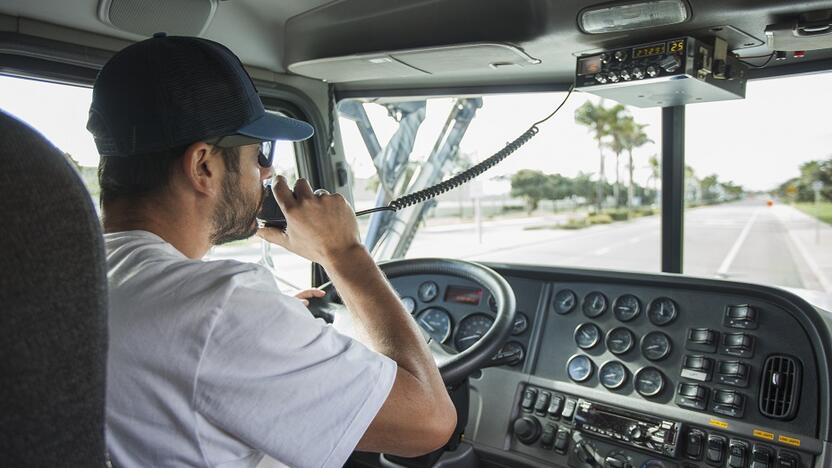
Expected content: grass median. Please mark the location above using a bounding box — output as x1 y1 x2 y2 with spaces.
795 202 832 225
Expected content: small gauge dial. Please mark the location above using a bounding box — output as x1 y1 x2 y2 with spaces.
606 327 635 355
641 331 672 361
567 355 594 382
400 296 417 314
574 323 601 349
454 313 494 352
417 307 452 343
418 281 440 302
647 297 678 326
512 313 529 335
613 294 641 322
634 367 665 397
553 289 577 314
599 361 628 389
582 292 608 318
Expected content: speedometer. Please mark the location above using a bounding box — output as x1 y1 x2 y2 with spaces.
454 313 494 351
417 307 452 343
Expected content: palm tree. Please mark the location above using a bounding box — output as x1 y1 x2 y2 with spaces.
575 101 627 211
617 117 652 211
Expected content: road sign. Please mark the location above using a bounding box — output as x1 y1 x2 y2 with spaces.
812 181 823 191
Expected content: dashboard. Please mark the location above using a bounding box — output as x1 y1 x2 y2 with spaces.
386 263 832 468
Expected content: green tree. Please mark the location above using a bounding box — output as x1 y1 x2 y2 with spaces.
575 101 627 211
511 169 551 213
700 174 720 203
617 117 652 210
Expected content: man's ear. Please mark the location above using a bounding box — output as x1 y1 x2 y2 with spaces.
179 142 221 195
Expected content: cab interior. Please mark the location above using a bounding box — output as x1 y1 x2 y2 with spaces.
1 1 831 467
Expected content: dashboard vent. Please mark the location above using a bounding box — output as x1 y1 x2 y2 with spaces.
759 355 801 420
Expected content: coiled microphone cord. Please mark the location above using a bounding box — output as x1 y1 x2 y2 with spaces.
355 84 575 217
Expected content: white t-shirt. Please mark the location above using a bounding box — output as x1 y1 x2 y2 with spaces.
104 230 396 468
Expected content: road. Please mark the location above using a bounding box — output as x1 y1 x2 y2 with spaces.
209 199 832 297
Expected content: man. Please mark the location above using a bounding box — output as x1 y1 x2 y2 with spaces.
88 34 455 467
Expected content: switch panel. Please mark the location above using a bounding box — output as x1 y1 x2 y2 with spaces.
722 332 755 358
687 328 719 353
725 304 759 330
676 383 709 410
717 360 750 387
712 389 745 418
681 354 713 382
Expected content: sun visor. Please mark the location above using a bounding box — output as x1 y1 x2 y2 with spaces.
288 43 541 83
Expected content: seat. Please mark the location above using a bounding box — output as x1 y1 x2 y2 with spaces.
0 110 108 467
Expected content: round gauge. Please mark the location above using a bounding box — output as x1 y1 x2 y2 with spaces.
417 307 452 343
641 331 672 361
454 313 494 352
599 361 628 389
553 289 577 314
567 355 594 382
606 327 635 355
613 294 641 322
582 291 608 318
574 323 601 349
512 313 529 335
647 297 678 326
418 281 440 302
400 296 417 314
634 367 665 397
494 341 525 366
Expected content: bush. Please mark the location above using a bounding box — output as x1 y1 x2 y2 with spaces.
605 209 630 221
587 213 613 224
559 219 589 229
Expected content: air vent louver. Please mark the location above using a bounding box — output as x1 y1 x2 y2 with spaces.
759 355 801 420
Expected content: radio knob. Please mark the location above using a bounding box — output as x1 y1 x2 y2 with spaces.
627 424 645 441
646 66 659 77
513 416 542 444
632 67 644 79
614 50 627 62
607 72 619 83
600 53 610 64
619 69 631 81
595 73 608 84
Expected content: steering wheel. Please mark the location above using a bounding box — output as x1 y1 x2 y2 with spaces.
307 258 517 386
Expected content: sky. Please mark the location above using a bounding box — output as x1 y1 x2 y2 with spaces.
1 72 830 192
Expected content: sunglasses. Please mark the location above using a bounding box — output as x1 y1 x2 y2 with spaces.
207 136 276 168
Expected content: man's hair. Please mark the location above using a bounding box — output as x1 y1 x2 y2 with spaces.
99 144 240 203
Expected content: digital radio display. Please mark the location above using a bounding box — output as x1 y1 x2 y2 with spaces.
632 42 666 58
444 285 482 305
667 38 685 54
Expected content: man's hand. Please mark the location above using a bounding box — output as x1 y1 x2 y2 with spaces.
256 176 363 266
293 288 326 306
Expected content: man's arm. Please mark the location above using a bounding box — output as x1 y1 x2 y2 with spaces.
257 176 456 457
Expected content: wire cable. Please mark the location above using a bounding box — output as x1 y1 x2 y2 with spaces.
354 84 575 217
736 52 776 69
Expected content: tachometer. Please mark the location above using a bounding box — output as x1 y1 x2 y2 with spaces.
567 354 594 382
634 367 665 397
599 361 628 389
417 307 452 343
454 313 494 351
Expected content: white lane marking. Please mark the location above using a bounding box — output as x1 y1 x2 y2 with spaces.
716 209 761 277
594 247 611 256
783 220 832 293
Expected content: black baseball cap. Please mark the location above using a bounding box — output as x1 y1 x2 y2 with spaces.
87 33 314 158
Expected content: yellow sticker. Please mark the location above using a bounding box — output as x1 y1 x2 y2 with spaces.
753 429 775 440
779 435 801 447
709 419 729 429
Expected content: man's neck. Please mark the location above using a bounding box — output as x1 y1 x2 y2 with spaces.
103 197 211 259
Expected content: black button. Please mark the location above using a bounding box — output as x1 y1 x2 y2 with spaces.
722 333 755 358
682 355 714 382
562 398 577 420
751 444 773 468
676 383 708 410
534 391 551 414
713 389 745 418
717 360 750 387
727 439 748 468
706 434 727 466
521 388 537 410
547 394 564 417
554 428 570 453
686 429 705 459
777 450 800 468
726 304 759 329
541 423 557 449
687 328 718 352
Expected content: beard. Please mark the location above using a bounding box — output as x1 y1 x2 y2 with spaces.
210 172 267 246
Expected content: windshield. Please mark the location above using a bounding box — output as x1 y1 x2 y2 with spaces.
340 72 831 295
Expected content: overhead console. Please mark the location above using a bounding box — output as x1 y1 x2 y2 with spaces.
461 265 831 468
